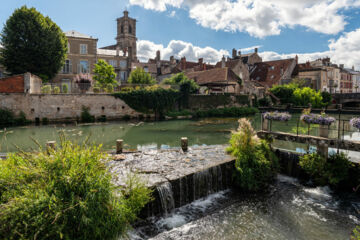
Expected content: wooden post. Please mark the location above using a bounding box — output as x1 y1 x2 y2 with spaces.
181 137 188 152
317 125 329 159
116 139 123 154
46 141 56 154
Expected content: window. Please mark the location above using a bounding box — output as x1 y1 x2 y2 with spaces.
109 60 117 68
80 44 88 54
120 71 127 81
0 71 3 78
120 60 127 68
144 67 149 72
79 60 89 73
129 25 132 34
67 43 70 54
269 66 275 70
121 25 124 34
62 60 72 74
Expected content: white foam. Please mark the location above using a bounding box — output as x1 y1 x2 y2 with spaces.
303 186 332 199
305 208 327 222
277 174 299 184
156 214 187 229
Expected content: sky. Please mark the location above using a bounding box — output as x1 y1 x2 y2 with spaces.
1 0 360 68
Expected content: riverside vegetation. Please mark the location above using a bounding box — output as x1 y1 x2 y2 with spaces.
0 136 152 240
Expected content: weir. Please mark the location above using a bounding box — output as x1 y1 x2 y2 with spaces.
108 144 304 218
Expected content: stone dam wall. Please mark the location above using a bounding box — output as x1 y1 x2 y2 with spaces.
0 93 141 121
108 145 305 218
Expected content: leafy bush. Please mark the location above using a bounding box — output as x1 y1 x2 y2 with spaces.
227 118 279 191
166 110 193 117
14 111 28 125
113 89 180 119
93 59 117 88
106 83 114 93
81 106 95 123
53 86 60 94
0 108 29 126
193 107 258 118
61 84 68 93
0 138 152 240
93 86 101 93
41 85 52 94
352 227 360 240
299 152 351 186
42 117 49 125
269 84 297 104
321 91 332 106
258 97 271 107
293 87 323 108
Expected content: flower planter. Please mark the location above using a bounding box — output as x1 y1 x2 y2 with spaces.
318 125 329 138
262 118 269 131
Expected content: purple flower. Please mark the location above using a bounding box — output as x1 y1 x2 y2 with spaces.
350 117 360 130
263 111 291 122
300 113 335 125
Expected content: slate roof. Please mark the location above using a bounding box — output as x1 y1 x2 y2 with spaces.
65 30 93 39
250 59 295 87
185 67 238 86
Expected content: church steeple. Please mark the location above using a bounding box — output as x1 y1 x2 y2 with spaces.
116 10 137 61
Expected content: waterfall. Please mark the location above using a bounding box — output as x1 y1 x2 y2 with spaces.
157 182 175 215
192 165 224 201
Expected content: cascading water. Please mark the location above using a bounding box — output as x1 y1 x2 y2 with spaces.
157 182 175 215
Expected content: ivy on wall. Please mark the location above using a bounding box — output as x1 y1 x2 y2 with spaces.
113 89 180 119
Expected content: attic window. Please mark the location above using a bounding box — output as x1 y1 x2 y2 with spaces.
270 66 275 70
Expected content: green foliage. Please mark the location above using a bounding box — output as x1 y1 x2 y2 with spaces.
291 78 308 88
352 226 360 240
293 87 323 108
299 152 351 186
0 138 152 240
113 89 180 119
166 110 193 118
81 106 95 123
53 86 60 94
0 6 67 81
93 86 101 93
321 91 332 106
42 117 49 125
93 59 118 88
192 107 258 118
227 118 279 191
0 108 29 126
269 84 297 104
258 97 271 107
106 83 114 93
61 84 68 94
127 67 156 85
163 73 199 93
41 85 52 94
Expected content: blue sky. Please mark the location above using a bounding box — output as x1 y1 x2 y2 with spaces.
1 0 360 67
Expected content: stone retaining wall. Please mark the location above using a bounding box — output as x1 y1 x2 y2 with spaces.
0 93 141 121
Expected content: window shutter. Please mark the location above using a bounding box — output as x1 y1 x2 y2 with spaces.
69 60 72 73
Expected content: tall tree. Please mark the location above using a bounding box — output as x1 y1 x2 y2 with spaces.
93 59 117 88
0 6 67 81
127 67 155 84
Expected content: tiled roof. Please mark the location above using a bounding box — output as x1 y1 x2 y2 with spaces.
214 59 242 69
65 30 93 39
250 59 295 87
185 67 238 86
131 62 158 74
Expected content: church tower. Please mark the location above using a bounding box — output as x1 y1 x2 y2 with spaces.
116 10 137 61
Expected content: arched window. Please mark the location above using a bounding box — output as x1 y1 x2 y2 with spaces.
121 25 124 34
129 25 132 34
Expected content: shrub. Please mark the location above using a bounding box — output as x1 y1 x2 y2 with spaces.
53 86 60 94
106 83 114 93
299 153 327 185
352 227 360 240
93 86 101 93
192 107 258 118
321 91 332 106
127 67 156 84
41 85 52 94
62 84 68 93
269 84 297 104
42 117 49 125
227 118 278 191
14 111 28 125
81 106 95 123
0 138 152 240
122 114 131 121
0 108 15 126
293 87 323 108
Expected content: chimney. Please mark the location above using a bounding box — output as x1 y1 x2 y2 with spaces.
352 66 355 71
306 61 310 68
295 55 298 64
156 50 161 61
123 10 129 18
232 48 237 59
181 57 186 70
221 55 226 68
170 56 175 65
340 64 344 69
238 51 241 57
198 58 203 65
255 48 258 53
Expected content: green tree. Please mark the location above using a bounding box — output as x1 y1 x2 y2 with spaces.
269 84 297 104
0 6 67 81
321 91 332 107
163 73 199 93
93 59 117 88
293 87 323 108
127 67 156 84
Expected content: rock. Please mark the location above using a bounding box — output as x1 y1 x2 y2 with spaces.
113 154 126 161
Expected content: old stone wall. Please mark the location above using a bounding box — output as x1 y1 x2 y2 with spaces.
0 93 140 121
188 94 249 110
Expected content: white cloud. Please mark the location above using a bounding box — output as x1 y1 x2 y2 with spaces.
138 28 360 69
260 28 360 69
137 39 229 64
240 45 263 53
129 0 360 38
168 10 176 17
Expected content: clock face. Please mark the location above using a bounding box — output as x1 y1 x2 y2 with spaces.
120 60 127 68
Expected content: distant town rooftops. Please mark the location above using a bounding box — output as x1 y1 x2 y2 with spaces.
65 30 94 39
